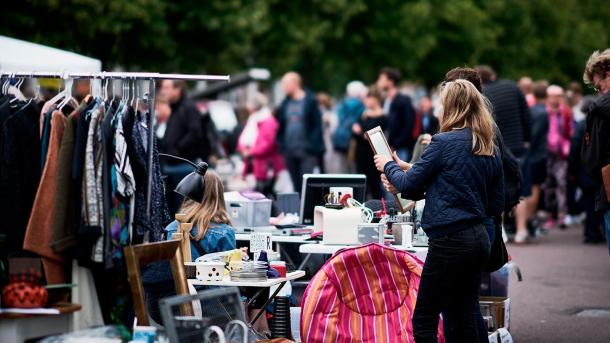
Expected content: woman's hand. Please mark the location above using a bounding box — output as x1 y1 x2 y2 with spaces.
392 151 412 171
374 154 393 172
381 174 399 194
352 123 362 135
421 133 432 145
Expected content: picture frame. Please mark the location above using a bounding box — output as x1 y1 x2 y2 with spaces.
365 126 411 213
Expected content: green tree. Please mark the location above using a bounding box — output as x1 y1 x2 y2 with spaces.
1 0 609 94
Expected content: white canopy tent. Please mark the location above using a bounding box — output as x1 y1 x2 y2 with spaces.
0 35 101 72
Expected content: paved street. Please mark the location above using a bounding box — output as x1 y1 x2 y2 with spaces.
508 225 610 342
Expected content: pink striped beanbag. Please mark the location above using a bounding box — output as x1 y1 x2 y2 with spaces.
300 243 444 343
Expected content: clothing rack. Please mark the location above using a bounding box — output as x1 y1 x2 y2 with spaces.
0 70 230 217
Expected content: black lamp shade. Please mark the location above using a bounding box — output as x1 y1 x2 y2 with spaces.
174 170 205 203
159 153 208 203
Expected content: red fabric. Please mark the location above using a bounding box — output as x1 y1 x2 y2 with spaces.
24 111 67 285
301 243 444 343
238 116 285 181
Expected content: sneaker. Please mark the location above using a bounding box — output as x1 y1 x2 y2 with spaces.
543 219 556 230
564 215 575 226
513 233 528 244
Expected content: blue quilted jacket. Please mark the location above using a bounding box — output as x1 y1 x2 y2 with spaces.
384 128 504 238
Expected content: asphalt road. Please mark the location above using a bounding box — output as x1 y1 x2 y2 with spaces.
507 225 610 342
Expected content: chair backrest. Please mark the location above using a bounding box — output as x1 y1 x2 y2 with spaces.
300 243 444 343
124 240 189 326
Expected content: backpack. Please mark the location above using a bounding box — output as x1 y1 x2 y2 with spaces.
581 94 610 180
332 99 364 152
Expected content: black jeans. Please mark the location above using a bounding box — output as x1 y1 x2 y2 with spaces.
413 225 490 343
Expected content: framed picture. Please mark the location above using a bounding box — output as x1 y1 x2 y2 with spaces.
365 126 411 213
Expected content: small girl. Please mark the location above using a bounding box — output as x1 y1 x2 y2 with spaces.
164 171 270 333
165 171 235 257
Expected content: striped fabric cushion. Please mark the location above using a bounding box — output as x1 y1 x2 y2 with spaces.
300 243 444 343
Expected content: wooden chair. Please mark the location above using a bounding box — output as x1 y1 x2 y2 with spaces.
124 240 190 326
172 213 193 263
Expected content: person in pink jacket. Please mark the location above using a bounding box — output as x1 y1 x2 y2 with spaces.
238 93 285 194
545 85 573 228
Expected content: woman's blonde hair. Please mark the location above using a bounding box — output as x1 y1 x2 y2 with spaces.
179 171 232 241
439 79 496 156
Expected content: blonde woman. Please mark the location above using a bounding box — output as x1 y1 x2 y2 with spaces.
164 171 271 332
165 171 235 256
374 79 504 342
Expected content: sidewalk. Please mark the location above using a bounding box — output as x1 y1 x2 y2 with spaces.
508 225 610 342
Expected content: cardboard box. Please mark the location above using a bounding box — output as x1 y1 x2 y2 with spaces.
480 296 511 331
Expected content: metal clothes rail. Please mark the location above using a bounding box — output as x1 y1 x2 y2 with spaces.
0 70 230 218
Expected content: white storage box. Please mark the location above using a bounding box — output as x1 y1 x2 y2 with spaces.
224 192 272 228
195 262 225 282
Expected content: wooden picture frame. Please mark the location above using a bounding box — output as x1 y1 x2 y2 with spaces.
365 126 410 213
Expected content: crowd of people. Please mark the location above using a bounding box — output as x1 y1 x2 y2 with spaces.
144 49 610 341
154 51 610 250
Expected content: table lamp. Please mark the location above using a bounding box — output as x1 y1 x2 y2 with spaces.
159 153 208 203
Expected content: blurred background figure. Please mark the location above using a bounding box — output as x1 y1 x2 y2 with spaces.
155 96 171 140
158 80 209 214
318 92 338 174
527 82 550 236
418 95 439 135
581 48 610 252
519 76 535 107
237 92 285 197
353 86 388 200
477 65 532 243
545 85 573 229
276 72 325 193
567 81 585 123
568 97 604 244
332 80 366 174
73 79 91 103
376 67 417 161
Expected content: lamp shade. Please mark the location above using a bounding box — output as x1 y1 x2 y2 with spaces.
159 153 209 203
174 162 208 203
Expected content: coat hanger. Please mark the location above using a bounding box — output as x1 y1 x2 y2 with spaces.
48 73 68 106
58 78 74 111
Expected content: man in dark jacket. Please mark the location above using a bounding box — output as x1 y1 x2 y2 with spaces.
377 67 417 161
276 72 325 193
477 65 532 243
582 49 610 254
527 82 550 236
158 80 212 213
159 80 210 161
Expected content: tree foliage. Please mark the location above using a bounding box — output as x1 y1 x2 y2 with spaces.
1 0 608 93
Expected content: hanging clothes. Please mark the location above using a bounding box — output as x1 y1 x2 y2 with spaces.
40 108 53 170
127 110 171 243
0 100 42 256
83 105 106 263
23 110 68 284
110 105 136 256
51 98 92 254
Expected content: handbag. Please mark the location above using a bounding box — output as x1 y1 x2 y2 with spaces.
484 223 508 272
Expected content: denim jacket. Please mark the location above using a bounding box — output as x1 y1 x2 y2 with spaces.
164 221 236 260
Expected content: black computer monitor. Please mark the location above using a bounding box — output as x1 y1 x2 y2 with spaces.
300 174 367 225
